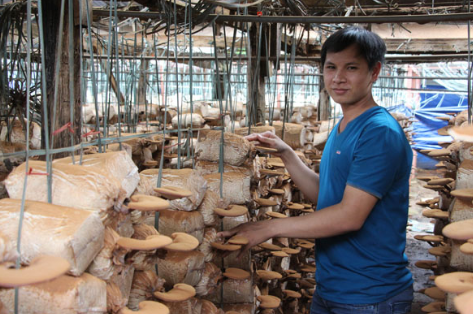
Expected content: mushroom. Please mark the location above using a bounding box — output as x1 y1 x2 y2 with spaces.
154 283 196 302
128 195 170 211
428 245 451 257
227 235 249 246
414 235 444 244
258 243 282 251
296 239 315 249
255 198 278 207
300 265 316 272
163 233 199 251
260 169 285 176
211 242 242 252
256 270 282 280
422 209 448 220
271 251 289 257
153 186 193 200
423 287 446 300
213 205 248 217
268 189 285 195
435 272 473 294
0 255 70 288
442 219 473 240
420 302 445 313
415 260 437 270
450 189 473 203
257 295 281 309
428 178 454 186
265 212 287 219
283 289 302 298
460 240 473 255
282 247 301 254
223 268 251 280
117 234 173 250
428 149 451 158
255 146 278 154
286 202 305 210
417 176 439 182
448 125 473 142
454 290 473 314
120 301 169 314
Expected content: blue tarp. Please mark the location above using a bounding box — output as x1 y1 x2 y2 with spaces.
411 86 468 168
384 86 468 169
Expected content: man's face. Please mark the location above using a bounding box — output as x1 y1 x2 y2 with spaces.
323 44 381 107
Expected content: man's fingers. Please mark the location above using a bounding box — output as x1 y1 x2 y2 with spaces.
217 229 236 239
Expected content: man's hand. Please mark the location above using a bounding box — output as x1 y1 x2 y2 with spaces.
217 220 275 258
245 131 291 158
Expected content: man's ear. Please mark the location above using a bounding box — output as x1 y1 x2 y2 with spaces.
371 62 382 83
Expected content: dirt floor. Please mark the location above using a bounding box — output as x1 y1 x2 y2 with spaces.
406 168 444 313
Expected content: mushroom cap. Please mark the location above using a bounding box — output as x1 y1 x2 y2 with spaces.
0 255 70 288
450 189 473 203
128 195 170 211
265 212 287 219
442 219 473 240
428 245 451 257
142 161 158 168
448 125 473 142
415 260 437 270
271 251 289 257
255 146 278 153
164 233 199 251
228 235 249 246
454 290 473 314
211 242 242 251
257 295 281 309
266 160 285 168
268 189 285 195
424 287 446 301
223 268 251 280
300 265 316 272
414 235 444 243
460 242 473 255
214 205 248 217
259 169 285 176
120 301 169 314
154 283 196 302
286 202 305 210
255 198 278 206
428 178 454 186
417 176 439 182
117 234 173 250
283 289 302 298
258 242 282 251
428 149 451 157
422 209 449 220
421 302 445 313
287 272 302 279
435 272 473 293
282 247 301 254
256 270 282 280
296 239 315 249
153 186 193 200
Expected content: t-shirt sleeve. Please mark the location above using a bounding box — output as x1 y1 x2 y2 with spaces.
346 125 406 199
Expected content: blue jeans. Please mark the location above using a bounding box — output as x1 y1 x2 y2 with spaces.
310 285 413 314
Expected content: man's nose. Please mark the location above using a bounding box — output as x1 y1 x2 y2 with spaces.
333 70 345 83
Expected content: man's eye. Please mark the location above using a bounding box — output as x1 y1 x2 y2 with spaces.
348 66 357 70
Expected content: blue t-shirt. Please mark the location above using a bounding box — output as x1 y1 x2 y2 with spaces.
316 106 413 304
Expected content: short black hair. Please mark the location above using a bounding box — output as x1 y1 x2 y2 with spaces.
321 26 386 70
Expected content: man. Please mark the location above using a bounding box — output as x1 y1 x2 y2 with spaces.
219 26 414 313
